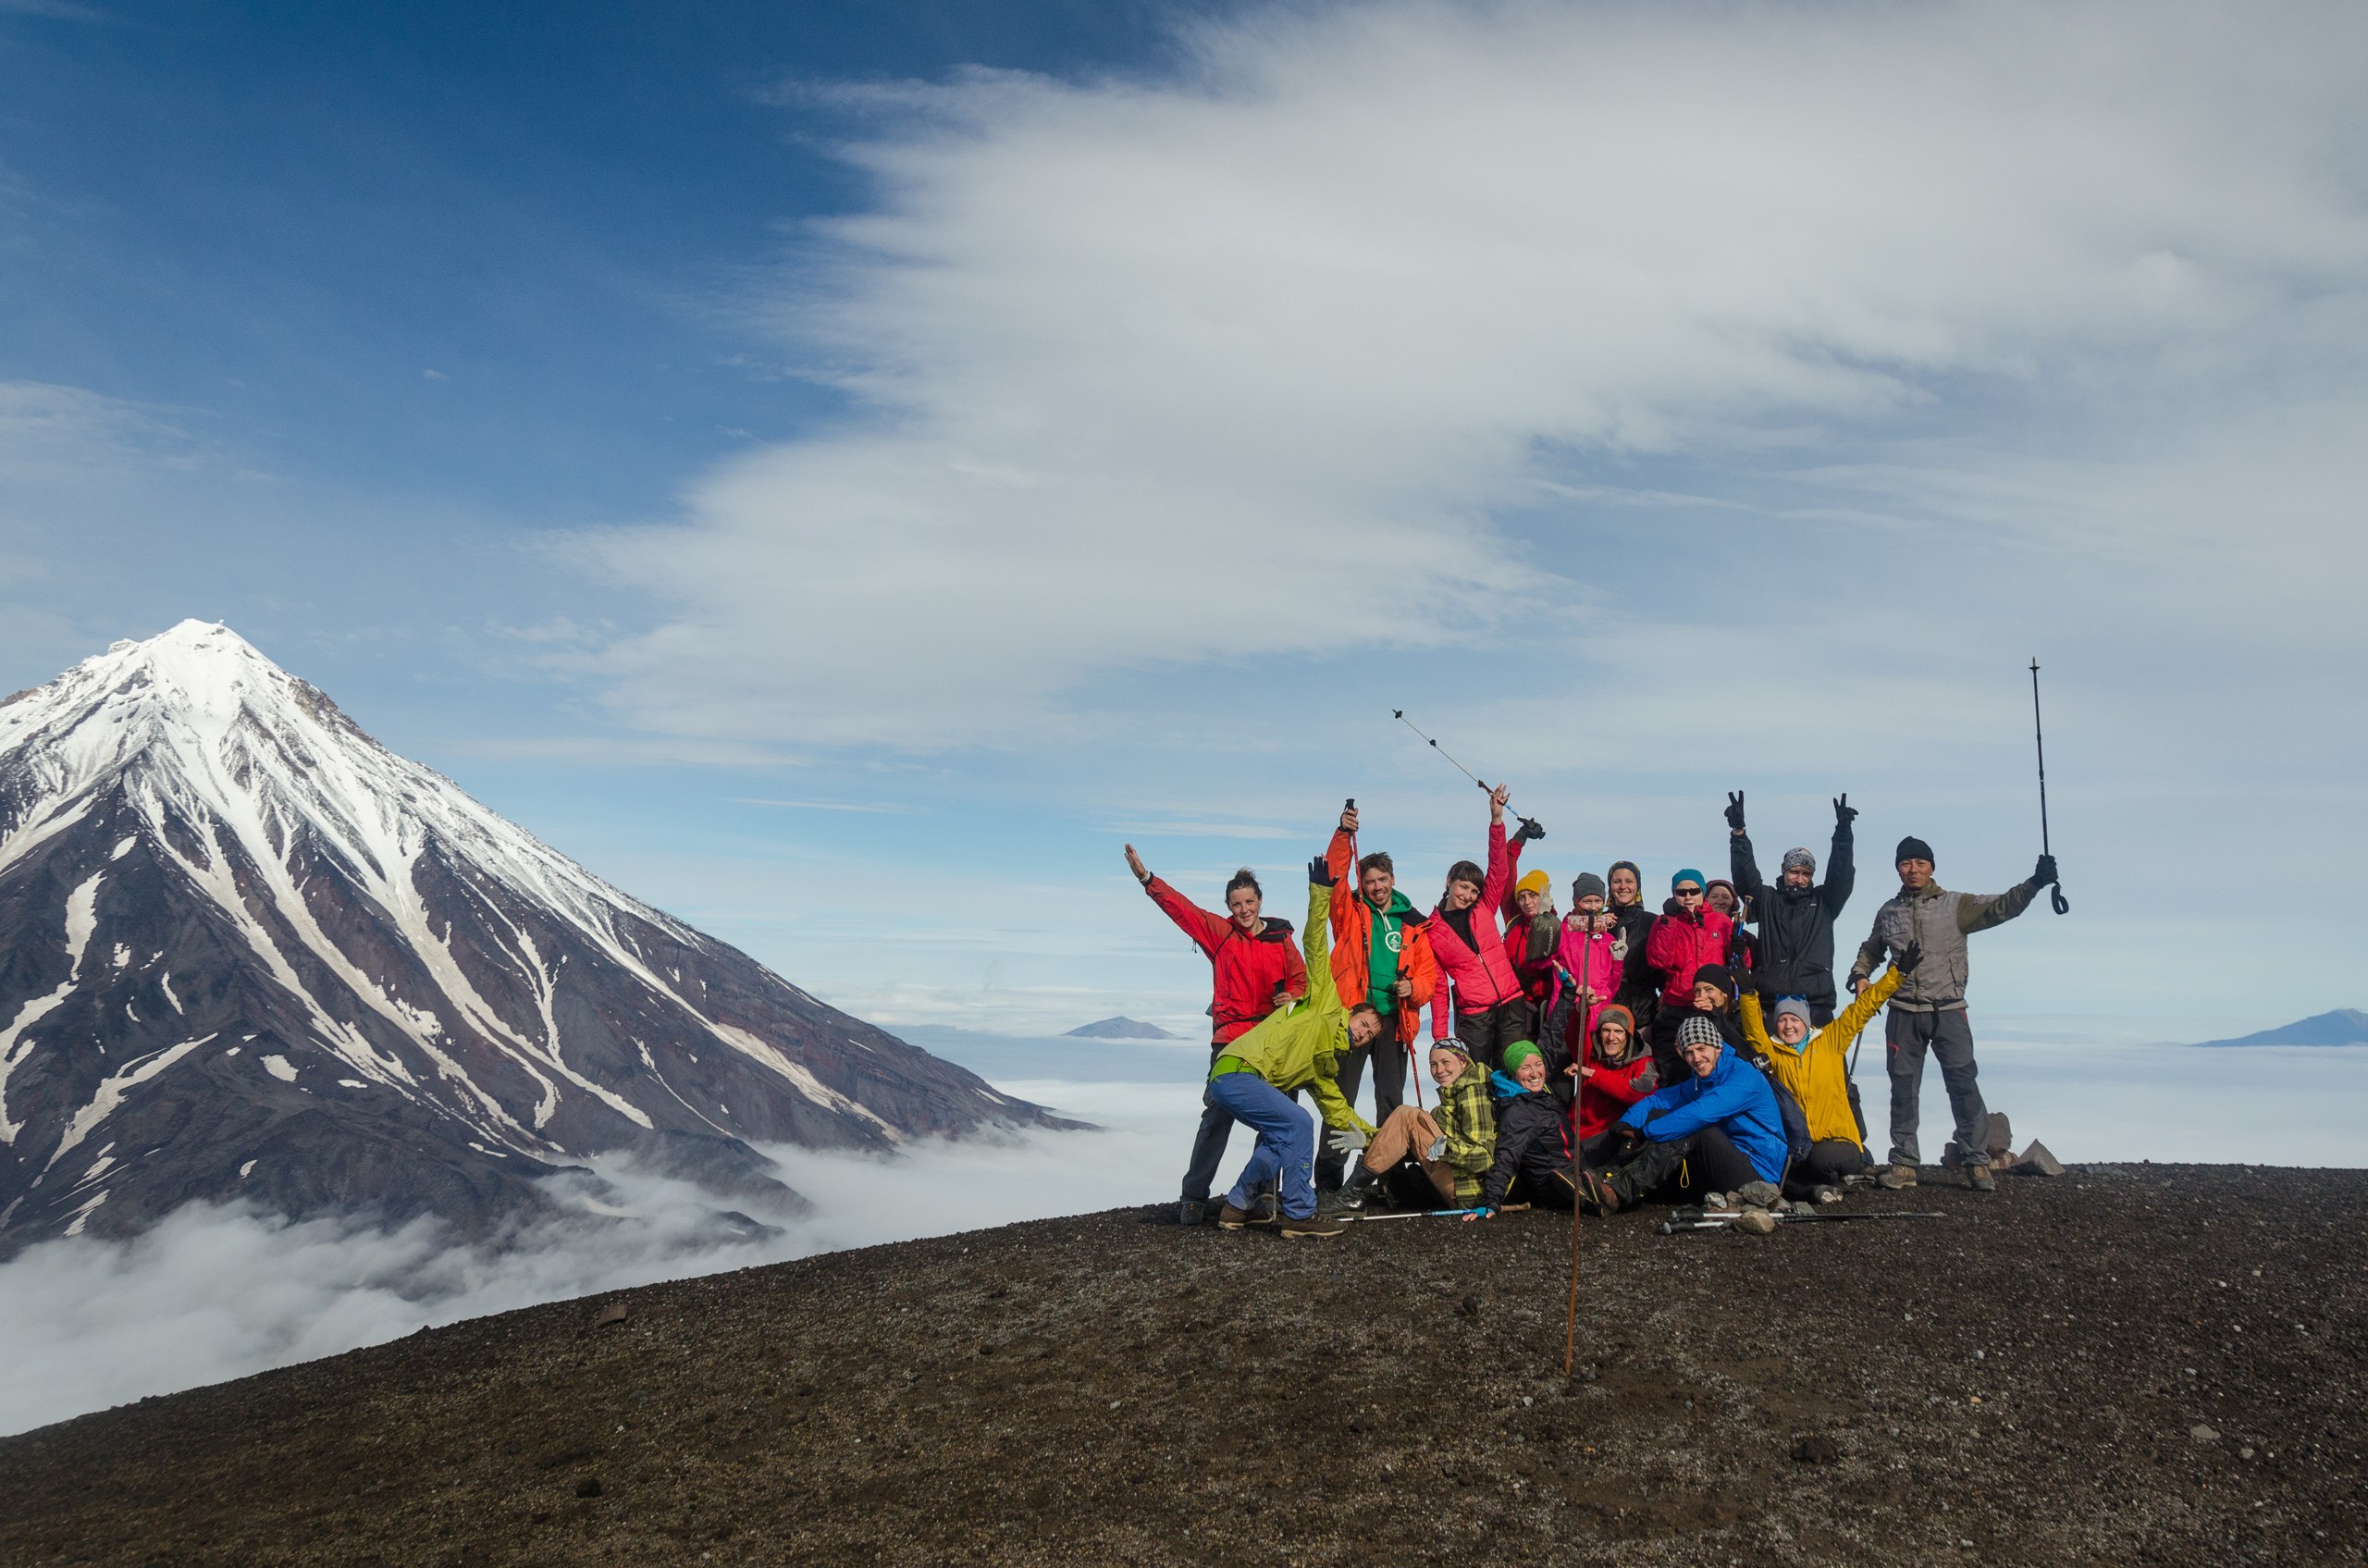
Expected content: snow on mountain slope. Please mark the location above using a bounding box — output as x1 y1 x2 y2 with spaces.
0 623 1057 1253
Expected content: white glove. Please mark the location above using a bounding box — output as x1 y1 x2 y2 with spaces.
1425 1136 1448 1161
1326 1127 1369 1155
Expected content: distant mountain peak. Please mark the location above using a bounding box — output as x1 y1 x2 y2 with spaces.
2192 1009 2368 1048
1064 1017 1178 1040
0 623 1054 1253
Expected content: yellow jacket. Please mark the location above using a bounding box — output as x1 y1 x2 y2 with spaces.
1216 883 1374 1136
1738 966 1903 1147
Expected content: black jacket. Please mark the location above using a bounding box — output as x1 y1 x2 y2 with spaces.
1480 1085 1574 1207
1729 824 1855 1008
1607 900 1659 1006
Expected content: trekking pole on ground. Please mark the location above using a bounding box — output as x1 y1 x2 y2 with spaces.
2029 660 2069 916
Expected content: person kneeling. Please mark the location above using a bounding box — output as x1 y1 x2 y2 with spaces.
1336 1040 1497 1212
1209 858 1384 1239
1742 945 1919 1200
1473 1042 1578 1215
1582 1016 1787 1211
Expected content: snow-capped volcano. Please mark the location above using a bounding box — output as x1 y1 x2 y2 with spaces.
0 622 1053 1253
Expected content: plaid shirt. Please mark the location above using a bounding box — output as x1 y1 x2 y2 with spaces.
1433 1062 1497 1206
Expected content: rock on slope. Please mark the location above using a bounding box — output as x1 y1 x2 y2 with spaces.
0 622 1056 1254
0 1168 2360 1566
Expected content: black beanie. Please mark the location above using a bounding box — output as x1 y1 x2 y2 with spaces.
1693 964 1736 999
1895 836 1935 866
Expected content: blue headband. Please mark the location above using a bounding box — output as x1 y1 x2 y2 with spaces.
1672 868 1704 890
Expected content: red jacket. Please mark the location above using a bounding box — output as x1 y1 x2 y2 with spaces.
1574 1050 1660 1142
1426 819 1522 1036
1498 838 1557 1006
1645 904 1735 1008
1143 877 1307 1044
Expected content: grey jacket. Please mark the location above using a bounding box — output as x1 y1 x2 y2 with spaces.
1849 879 2039 1013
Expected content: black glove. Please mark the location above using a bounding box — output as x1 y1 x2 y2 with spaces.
1833 793 1857 826
1896 942 1923 974
1724 791 1745 833
1512 816 1546 846
2032 852 2058 888
1610 1122 1645 1150
1307 856 1337 889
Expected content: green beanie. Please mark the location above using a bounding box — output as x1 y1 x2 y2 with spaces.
1500 1041 1540 1073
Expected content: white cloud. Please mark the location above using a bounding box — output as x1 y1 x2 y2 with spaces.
575 0 2367 748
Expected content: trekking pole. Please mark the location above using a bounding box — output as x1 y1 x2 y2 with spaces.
1562 934 1595 1374
1392 709 1492 793
2029 660 2069 915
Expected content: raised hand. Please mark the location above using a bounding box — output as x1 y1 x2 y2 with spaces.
1338 804 1359 834
2033 852 2059 887
1489 783 1511 821
1725 790 1746 833
1833 793 1858 826
1124 844 1151 885
1512 815 1546 846
1307 855 1338 889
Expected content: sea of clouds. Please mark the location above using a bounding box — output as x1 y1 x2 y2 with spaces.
0 1029 2359 1436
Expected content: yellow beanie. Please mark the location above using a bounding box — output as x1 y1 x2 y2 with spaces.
1515 869 1551 900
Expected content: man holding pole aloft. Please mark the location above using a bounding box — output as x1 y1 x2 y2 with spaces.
1315 802 1439 1191
1847 837 2056 1192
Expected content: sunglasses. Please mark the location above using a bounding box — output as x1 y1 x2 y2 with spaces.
1673 886 1704 897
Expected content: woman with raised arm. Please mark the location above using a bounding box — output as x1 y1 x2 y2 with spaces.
1426 784 1530 1058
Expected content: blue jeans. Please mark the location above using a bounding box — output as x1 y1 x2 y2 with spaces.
1207 1070 1316 1220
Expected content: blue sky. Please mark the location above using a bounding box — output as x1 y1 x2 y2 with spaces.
4 0 2364 1036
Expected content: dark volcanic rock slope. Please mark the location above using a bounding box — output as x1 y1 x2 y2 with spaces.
0 1168 2361 1566
0 622 1053 1253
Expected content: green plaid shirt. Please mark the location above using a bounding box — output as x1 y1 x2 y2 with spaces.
1433 1063 1497 1206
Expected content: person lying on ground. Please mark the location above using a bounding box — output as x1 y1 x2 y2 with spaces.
1739 943 1918 1200
1549 872 1623 1047
1848 838 2056 1194
1727 789 1857 1027
1207 858 1383 1239
1645 870 1734 1085
1331 1039 1496 1213
1474 1041 1578 1214
1604 859 1661 1042
1316 803 1440 1191
1578 1017 1787 1212
1427 784 1534 1056
1126 846 1309 1225
1502 866 1560 1019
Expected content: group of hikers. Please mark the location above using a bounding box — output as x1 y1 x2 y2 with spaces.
1125 786 2058 1238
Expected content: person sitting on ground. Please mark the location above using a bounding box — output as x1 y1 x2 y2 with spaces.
1740 944 1920 1200
1726 789 1856 1027
1502 866 1560 1020
1333 1039 1497 1213
1848 837 2056 1193
1559 1001 1659 1149
1206 858 1385 1239
1645 869 1734 1085
1579 1016 1787 1212
1474 1041 1578 1214
1317 802 1441 1191
1125 846 1309 1226
1427 784 1534 1056
1550 872 1623 1048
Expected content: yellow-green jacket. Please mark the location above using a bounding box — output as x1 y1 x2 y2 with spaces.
1738 965 1902 1147
1215 883 1375 1137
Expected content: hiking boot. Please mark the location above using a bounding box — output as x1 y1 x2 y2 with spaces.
1216 1203 1253 1230
1279 1211 1347 1239
1812 1185 1845 1205
1178 1199 1208 1227
1319 1188 1365 1216
1966 1162 1996 1193
1243 1191 1280 1224
1576 1169 1625 1215
1877 1163 1918 1191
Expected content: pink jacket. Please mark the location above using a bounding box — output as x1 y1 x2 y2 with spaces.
1646 904 1735 1008
1426 819 1522 1036
1550 920 1624 1044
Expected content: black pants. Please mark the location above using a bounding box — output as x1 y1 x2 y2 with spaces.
1609 1125 1760 1203
1313 1033 1410 1189
1783 1138 1868 1197
1885 1006 1987 1167
1453 998 1534 1065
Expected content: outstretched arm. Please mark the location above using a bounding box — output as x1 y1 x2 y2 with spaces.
1301 863 1338 1012
1129 844 1227 958
1823 797 1856 914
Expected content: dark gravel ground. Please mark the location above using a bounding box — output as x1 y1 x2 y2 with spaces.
3 1165 2363 1567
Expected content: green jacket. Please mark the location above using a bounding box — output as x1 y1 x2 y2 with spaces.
1217 882 1374 1136
1849 879 2039 1013
1431 1059 1497 1205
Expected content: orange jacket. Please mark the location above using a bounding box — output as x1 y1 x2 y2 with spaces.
1324 826 1439 1047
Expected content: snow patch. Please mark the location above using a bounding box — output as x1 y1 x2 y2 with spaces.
238 1159 255 1179
109 835 136 861
261 1055 297 1083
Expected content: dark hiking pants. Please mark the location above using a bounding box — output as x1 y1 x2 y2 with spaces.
1783 1138 1869 1198
1885 1005 1988 1168
1180 1041 1240 1203
1611 1125 1759 1203
1453 998 1534 1064
1314 1036 1410 1189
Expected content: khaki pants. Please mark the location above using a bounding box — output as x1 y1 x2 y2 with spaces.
1363 1104 1457 1204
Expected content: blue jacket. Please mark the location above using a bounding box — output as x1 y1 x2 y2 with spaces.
1618 1043 1787 1183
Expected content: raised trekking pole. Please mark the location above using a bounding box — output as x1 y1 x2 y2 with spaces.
1346 796 1424 1115
2029 660 2069 916
1393 709 1491 792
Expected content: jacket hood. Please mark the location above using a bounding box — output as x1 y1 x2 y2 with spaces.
1366 888 1425 920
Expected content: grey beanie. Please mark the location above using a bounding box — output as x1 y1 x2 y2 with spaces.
1771 997 1813 1031
1676 1015 1721 1051
1781 846 1817 876
1570 870 1607 901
